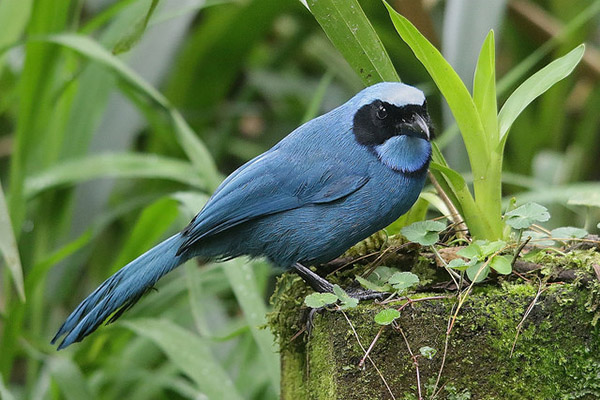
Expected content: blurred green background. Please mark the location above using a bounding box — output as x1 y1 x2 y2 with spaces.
0 0 598 398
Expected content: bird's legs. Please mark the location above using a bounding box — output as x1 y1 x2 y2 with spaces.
293 262 386 333
293 263 334 293
293 262 386 300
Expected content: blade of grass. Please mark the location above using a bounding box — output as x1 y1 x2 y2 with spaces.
0 372 16 400
308 0 399 85
109 197 180 274
48 357 94 400
0 181 25 301
124 318 244 400
222 259 280 391
24 153 206 199
29 33 221 188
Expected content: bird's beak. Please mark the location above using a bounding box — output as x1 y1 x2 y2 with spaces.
397 114 431 141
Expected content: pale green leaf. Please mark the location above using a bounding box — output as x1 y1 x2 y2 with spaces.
374 308 400 325
467 261 489 282
498 45 585 139
505 202 550 229
490 255 512 275
401 220 446 246
550 227 588 240
333 284 358 309
304 293 339 308
473 30 498 142
388 272 419 293
419 346 437 360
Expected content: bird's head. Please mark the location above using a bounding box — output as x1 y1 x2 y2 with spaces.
351 82 433 174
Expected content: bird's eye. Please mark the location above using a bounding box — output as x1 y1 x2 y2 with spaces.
376 105 387 120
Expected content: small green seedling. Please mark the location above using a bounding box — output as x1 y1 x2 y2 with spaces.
357 266 420 296
388 272 420 294
333 284 358 309
419 346 437 360
304 292 339 308
304 284 358 309
453 240 511 282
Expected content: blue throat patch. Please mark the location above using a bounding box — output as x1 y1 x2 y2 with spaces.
374 135 431 174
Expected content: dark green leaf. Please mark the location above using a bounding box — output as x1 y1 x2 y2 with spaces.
308 0 399 85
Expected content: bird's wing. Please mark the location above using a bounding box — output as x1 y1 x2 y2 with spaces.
177 148 369 253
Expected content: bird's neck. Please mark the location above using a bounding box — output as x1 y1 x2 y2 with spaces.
373 135 431 174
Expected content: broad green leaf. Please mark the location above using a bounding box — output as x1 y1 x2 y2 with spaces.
498 45 585 139
124 319 244 400
0 182 24 301
222 259 279 390
385 3 488 170
333 284 358 309
550 227 588 240
467 262 489 282
388 271 419 292
523 230 555 247
401 220 446 246
25 153 205 199
473 30 498 142
308 0 399 85
304 292 339 308
490 255 512 275
374 308 400 325
419 346 437 360
112 0 159 54
505 202 550 230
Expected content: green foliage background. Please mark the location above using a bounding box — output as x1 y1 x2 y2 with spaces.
0 0 598 398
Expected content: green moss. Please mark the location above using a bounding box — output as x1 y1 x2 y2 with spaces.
271 248 600 399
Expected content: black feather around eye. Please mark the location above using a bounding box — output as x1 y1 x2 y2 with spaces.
352 100 431 146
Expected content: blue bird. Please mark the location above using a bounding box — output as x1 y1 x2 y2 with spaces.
52 82 433 349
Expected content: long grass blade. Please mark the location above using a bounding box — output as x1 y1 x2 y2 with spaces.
124 318 244 400
0 181 24 301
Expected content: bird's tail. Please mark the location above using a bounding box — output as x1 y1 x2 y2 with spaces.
52 233 188 349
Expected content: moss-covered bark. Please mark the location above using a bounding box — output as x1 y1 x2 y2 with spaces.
270 248 600 399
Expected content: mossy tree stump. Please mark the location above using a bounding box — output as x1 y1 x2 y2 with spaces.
270 249 600 399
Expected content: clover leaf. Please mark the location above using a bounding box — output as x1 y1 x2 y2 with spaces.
401 220 446 246
505 202 550 229
304 293 338 308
